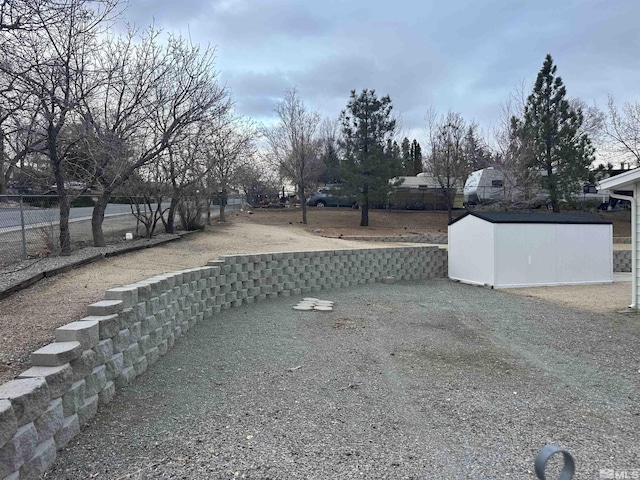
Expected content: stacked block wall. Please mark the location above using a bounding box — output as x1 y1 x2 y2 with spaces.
0 245 447 479
614 250 631 273
344 234 448 245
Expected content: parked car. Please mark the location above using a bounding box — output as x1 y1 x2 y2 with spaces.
306 186 358 208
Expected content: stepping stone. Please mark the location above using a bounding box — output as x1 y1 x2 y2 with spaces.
303 298 319 302
314 306 333 311
293 305 314 311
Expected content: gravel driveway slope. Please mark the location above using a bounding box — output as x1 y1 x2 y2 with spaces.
49 280 640 479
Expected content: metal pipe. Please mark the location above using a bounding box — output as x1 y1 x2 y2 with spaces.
609 190 635 308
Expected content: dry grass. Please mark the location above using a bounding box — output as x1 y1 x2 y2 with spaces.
235 206 632 238
234 207 454 238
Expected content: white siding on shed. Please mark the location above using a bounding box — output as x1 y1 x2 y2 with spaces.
494 224 612 288
448 212 613 288
448 215 494 286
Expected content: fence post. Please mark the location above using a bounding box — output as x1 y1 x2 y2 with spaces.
19 194 27 259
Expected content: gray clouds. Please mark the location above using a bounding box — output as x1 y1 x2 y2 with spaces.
124 0 640 140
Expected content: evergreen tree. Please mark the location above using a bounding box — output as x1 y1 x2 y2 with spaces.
463 124 491 171
410 139 423 175
392 140 401 163
515 54 594 212
317 118 342 184
401 137 411 174
318 138 341 184
339 89 401 226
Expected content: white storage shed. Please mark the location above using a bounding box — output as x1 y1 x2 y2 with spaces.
448 211 613 288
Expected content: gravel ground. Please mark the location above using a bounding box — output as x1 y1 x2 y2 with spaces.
0 220 402 384
48 280 640 479
0 233 183 293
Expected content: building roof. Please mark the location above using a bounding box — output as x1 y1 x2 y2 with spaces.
395 176 441 189
449 211 612 226
597 167 640 191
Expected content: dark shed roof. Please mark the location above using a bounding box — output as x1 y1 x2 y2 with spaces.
449 211 613 226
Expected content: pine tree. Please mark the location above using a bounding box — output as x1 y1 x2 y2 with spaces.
463 125 491 171
401 137 411 174
410 140 423 175
339 89 401 226
517 54 594 212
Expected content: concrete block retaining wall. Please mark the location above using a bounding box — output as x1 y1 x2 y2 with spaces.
343 234 448 245
614 250 631 273
345 235 631 273
0 246 447 479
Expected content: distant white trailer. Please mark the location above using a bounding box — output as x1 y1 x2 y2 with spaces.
448 211 613 288
463 168 504 206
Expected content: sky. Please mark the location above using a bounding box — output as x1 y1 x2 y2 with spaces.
122 0 640 146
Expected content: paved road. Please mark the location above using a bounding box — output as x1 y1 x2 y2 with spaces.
0 199 242 233
0 203 161 232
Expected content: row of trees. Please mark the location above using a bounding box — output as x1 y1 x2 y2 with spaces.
3 2 640 253
0 0 263 253
265 53 640 226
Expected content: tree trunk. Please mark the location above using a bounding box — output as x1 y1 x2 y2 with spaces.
58 193 71 255
219 188 227 223
51 142 71 255
360 190 369 226
300 189 307 225
548 167 560 213
0 126 6 195
91 193 110 247
165 197 179 233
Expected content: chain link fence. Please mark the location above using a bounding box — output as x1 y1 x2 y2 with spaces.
0 195 156 268
1 195 61 266
0 195 240 268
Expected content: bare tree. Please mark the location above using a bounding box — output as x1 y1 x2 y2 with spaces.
122 167 170 238
0 0 121 253
605 96 640 167
0 0 70 31
426 111 469 221
80 27 230 245
236 162 280 206
491 82 542 204
571 98 605 147
0 92 41 194
263 88 322 225
161 126 209 233
205 112 256 222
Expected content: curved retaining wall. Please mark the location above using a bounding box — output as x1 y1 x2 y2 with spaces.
0 245 447 479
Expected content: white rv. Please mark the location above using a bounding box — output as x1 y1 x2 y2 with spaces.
464 167 611 208
463 168 504 206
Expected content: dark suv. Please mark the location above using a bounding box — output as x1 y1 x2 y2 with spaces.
306 186 357 208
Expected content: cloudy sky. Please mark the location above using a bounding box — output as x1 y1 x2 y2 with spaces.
123 0 639 143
